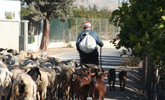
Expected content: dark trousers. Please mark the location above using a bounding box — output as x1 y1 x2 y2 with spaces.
79 50 99 66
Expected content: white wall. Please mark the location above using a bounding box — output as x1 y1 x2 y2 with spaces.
28 34 43 52
0 20 20 51
0 0 20 21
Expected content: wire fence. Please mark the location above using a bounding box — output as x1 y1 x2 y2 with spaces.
49 17 119 43
49 19 69 42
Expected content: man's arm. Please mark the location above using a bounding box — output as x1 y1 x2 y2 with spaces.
76 34 81 52
96 33 104 47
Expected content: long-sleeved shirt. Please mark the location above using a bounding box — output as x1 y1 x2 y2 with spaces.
76 29 104 53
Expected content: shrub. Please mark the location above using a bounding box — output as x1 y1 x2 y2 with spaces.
120 56 141 67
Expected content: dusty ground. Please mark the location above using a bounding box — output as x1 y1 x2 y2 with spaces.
36 47 76 56
36 47 147 100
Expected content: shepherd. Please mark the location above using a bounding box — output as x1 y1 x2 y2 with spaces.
76 22 104 66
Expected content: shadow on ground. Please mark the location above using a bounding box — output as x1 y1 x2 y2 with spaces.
53 48 146 100
100 55 146 100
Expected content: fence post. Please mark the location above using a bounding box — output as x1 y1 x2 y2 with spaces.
22 20 29 52
76 17 77 37
106 19 107 40
153 68 159 100
142 57 147 90
92 18 93 30
113 24 115 39
99 18 101 36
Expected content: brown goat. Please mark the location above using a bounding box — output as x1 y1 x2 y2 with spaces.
70 70 94 100
89 73 107 100
108 68 116 91
118 70 127 91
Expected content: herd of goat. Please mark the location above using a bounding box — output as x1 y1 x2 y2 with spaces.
0 48 127 100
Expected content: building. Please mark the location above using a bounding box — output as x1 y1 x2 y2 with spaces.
0 0 21 21
0 0 21 51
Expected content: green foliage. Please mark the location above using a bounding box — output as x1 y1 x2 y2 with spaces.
68 16 76 28
21 7 29 20
5 15 13 19
110 0 165 89
21 2 112 28
5 12 14 19
120 56 141 67
67 5 112 28
23 0 74 22
110 0 165 61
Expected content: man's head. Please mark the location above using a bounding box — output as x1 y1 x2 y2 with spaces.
83 22 91 30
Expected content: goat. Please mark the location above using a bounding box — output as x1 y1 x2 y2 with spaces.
70 69 95 100
89 73 107 100
108 68 116 91
11 73 37 100
0 68 13 100
118 70 127 91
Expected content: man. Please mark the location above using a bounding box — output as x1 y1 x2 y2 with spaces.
76 22 104 66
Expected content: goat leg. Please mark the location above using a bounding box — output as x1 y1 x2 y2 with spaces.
113 80 116 90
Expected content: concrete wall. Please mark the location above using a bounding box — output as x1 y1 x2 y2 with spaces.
28 34 42 51
28 35 115 52
19 33 43 52
0 19 20 51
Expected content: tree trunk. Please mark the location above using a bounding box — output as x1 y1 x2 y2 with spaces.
40 18 50 50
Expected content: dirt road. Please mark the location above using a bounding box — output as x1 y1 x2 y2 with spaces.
37 47 146 100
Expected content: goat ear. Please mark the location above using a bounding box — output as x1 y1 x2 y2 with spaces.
91 73 95 76
56 73 60 75
88 67 91 71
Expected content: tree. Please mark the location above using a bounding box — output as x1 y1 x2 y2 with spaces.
23 0 74 50
110 0 165 99
110 0 165 61
93 4 98 11
21 7 29 20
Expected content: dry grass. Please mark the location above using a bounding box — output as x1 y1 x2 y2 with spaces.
120 56 141 67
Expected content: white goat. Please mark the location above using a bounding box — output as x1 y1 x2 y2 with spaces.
36 68 52 100
0 68 13 100
12 73 37 100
